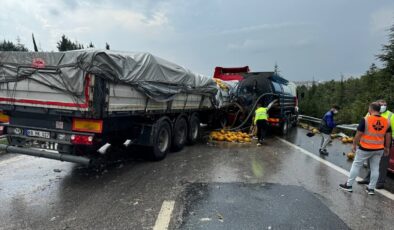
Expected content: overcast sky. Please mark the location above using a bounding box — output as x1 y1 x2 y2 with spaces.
1 0 394 81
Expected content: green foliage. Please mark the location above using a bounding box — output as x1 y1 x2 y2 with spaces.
298 67 394 124
377 24 394 74
0 39 28 51
56 34 84 51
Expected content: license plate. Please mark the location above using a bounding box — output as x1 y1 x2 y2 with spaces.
26 130 50 139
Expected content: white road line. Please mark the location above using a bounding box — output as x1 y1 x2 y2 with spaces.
153 200 175 230
276 137 394 201
0 155 26 167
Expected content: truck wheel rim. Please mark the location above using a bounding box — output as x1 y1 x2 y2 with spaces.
191 122 198 139
158 129 169 152
283 121 288 134
176 125 186 144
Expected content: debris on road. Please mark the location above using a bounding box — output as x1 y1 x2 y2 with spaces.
209 130 252 143
216 212 224 222
345 152 355 160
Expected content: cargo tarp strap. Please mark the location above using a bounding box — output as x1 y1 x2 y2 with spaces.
199 95 206 109
166 100 172 112
183 94 188 110
144 97 150 113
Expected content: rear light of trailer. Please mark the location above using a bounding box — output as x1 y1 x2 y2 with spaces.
0 111 10 123
71 135 93 145
72 118 103 133
268 118 280 123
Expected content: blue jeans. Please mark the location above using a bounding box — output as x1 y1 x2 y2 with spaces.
347 148 383 189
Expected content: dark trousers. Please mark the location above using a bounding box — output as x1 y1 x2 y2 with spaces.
256 120 268 142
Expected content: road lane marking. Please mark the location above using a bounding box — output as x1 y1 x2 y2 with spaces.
153 200 175 230
276 137 394 201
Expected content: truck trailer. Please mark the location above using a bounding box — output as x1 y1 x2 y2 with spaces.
0 50 222 165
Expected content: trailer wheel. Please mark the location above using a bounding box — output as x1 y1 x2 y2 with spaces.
281 118 289 135
172 117 188 151
151 120 172 161
187 114 200 145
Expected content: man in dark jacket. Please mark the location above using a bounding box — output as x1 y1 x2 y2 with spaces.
319 105 340 155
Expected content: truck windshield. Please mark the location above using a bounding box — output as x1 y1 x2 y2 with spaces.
272 82 282 93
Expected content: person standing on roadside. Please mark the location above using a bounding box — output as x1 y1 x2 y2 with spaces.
340 102 391 195
254 100 276 146
358 99 394 189
254 103 269 146
319 105 340 155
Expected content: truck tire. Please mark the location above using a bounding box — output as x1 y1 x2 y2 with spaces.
172 116 188 151
187 114 200 145
151 120 172 161
281 118 289 135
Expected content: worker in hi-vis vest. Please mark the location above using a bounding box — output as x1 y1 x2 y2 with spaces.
254 100 276 146
359 99 394 189
340 102 391 195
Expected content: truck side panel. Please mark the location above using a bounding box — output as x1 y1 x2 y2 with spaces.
107 83 213 112
0 76 91 111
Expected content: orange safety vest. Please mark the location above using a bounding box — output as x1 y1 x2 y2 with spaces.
360 115 389 150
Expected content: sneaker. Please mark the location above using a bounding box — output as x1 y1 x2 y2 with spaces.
339 183 353 192
319 149 329 155
357 180 370 185
257 143 262 146
252 137 258 140
366 188 375 195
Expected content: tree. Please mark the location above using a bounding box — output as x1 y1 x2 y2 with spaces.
377 24 394 74
56 34 84 51
105 42 110 50
0 39 28 51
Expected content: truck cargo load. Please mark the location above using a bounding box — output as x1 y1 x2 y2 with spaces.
0 50 224 164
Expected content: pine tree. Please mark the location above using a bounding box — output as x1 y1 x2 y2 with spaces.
0 39 28 51
56 34 84 51
377 24 394 74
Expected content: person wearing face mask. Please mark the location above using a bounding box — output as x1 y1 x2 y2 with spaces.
318 105 340 155
358 99 394 189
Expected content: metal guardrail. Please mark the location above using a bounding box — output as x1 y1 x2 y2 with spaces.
298 115 358 132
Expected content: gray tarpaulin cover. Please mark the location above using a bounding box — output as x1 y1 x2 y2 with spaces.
0 50 217 102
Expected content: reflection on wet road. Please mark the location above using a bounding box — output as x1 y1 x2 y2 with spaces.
0 127 393 229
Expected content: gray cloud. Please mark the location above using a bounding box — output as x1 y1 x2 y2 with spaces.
1 0 394 81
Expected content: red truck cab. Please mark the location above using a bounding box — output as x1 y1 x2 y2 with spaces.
213 66 250 81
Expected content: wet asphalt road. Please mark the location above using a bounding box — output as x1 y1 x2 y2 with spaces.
284 127 394 193
0 128 393 230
